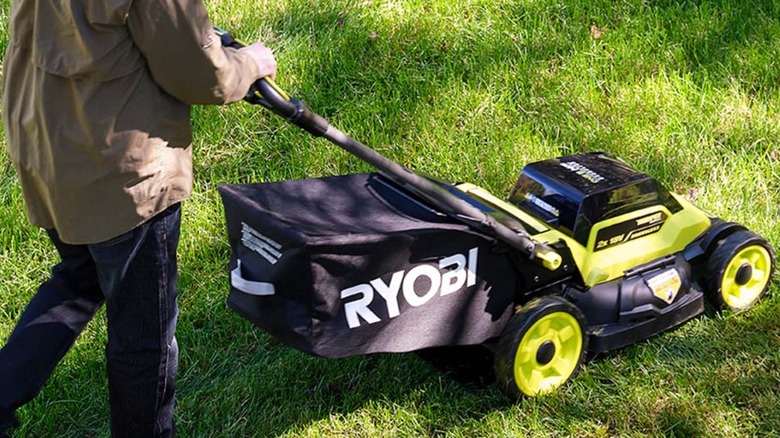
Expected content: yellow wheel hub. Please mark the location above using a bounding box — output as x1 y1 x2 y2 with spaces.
721 245 772 309
514 312 583 396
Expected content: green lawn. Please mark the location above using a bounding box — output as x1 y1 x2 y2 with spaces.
2 0 779 436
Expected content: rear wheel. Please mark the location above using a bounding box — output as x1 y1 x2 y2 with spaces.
705 230 775 311
494 296 587 399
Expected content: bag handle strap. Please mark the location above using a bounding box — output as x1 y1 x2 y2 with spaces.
231 260 276 296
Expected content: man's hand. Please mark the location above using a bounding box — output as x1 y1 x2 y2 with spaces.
240 42 277 81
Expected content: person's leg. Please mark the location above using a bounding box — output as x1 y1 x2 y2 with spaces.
0 230 104 434
89 204 181 437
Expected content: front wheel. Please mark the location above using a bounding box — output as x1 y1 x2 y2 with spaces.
705 230 775 311
494 295 587 399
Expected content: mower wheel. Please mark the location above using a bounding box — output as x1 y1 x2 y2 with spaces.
494 295 587 399
705 230 775 311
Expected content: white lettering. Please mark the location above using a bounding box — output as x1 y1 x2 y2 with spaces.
370 271 404 319
524 193 560 217
403 264 442 307
440 254 466 296
241 222 283 264
468 247 478 286
560 161 606 184
341 284 381 329
341 247 480 328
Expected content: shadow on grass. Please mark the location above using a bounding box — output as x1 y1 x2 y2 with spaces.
173 296 509 436
648 0 780 94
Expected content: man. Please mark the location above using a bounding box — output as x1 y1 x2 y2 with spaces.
0 0 277 436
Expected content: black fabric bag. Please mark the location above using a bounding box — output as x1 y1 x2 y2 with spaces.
218 173 516 358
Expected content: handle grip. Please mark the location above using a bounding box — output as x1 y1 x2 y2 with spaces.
251 80 329 137
214 26 328 137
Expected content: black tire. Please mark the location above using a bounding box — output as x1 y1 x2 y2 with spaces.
494 295 588 399
705 230 775 311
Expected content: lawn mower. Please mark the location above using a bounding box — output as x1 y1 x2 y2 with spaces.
216 30 776 398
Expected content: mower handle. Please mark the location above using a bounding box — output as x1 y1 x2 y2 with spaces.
215 27 561 270
214 26 328 136
251 79 329 137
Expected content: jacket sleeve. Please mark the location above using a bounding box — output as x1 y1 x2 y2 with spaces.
127 0 260 104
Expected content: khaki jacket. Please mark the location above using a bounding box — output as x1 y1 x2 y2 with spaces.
2 0 260 244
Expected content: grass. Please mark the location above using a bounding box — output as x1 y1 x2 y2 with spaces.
2 0 780 436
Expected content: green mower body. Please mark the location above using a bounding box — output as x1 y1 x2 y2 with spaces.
453 152 775 397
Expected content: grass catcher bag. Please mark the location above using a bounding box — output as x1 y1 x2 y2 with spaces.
218 173 517 358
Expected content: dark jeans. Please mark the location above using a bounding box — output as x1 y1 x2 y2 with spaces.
0 204 181 437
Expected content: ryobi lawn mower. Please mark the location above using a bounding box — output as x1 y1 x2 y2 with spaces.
216 30 776 398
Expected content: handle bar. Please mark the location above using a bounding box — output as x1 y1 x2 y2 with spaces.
251 79 329 137
215 26 328 136
214 27 561 270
